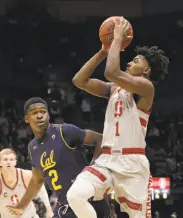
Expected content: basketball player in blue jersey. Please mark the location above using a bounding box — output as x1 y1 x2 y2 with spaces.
7 97 111 218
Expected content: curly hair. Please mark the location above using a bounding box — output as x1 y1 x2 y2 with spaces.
24 97 48 114
135 46 169 84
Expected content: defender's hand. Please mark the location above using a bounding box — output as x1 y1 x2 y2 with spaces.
46 206 54 218
46 210 54 218
7 205 24 216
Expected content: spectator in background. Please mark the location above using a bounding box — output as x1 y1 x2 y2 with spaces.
0 111 8 126
170 212 177 218
154 211 161 218
148 122 160 137
66 86 76 105
173 139 183 162
81 96 91 123
17 124 28 140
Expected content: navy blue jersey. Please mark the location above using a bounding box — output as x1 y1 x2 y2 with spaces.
28 123 86 202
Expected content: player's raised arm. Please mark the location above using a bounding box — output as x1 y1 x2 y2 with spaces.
7 167 44 216
72 47 112 98
105 18 154 98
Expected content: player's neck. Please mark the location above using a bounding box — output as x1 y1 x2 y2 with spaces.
2 168 17 183
34 131 45 139
34 123 50 139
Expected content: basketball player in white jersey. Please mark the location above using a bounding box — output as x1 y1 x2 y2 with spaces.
0 148 53 218
66 18 169 218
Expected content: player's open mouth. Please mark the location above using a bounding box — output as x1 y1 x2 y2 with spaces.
37 121 45 126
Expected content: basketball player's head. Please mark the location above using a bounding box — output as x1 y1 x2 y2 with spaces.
0 149 17 170
24 97 50 134
126 46 169 85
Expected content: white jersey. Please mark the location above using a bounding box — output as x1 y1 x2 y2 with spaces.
0 168 38 218
101 87 150 149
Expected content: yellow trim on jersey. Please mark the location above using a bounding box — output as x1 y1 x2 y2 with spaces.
60 127 76 150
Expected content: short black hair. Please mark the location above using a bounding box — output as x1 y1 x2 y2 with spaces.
24 97 48 114
135 46 169 84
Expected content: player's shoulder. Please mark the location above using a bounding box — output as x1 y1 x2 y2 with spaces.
21 169 32 177
106 83 117 97
16 168 32 176
52 123 80 131
28 138 36 151
61 123 83 134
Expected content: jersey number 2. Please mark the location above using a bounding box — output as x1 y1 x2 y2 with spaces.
114 99 123 136
49 169 62 191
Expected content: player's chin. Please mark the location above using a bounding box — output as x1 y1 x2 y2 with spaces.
36 122 48 131
6 166 13 169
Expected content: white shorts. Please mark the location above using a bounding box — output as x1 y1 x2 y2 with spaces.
77 153 152 218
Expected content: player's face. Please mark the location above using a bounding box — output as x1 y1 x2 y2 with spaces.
0 154 17 170
25 103 50 133
126 55 150 77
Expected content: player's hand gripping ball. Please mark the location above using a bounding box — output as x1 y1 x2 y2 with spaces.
99 16 133 51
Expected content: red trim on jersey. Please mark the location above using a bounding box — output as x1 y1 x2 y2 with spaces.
20 169 27 189
140 117 147 127
118 197 142 211
102 147 145 155
137 107 151 115
83 166 107 182
146 175 152 218
1 169 18 190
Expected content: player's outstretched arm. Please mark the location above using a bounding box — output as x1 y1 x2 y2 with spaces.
83 130 103 164
23 170 53 218
105 18 154 99
7 167 44 216
72 48 111 98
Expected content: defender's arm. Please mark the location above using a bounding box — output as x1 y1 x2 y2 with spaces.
23 170 52 213
83 130 103 164
8 167 44 211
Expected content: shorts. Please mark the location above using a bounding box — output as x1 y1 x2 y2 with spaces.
53 198 111 218
77 153 152 218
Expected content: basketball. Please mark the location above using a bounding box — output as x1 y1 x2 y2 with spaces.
99 16 133 51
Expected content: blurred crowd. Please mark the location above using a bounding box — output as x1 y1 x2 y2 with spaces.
0 3 182 218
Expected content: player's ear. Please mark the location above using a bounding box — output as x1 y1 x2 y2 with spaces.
24 115 29 124
144 67 151 77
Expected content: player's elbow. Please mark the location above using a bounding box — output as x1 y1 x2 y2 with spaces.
32 175 44 185
104 68 118 81
72 76 85 89
72 76 80 87
95 133 103 145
